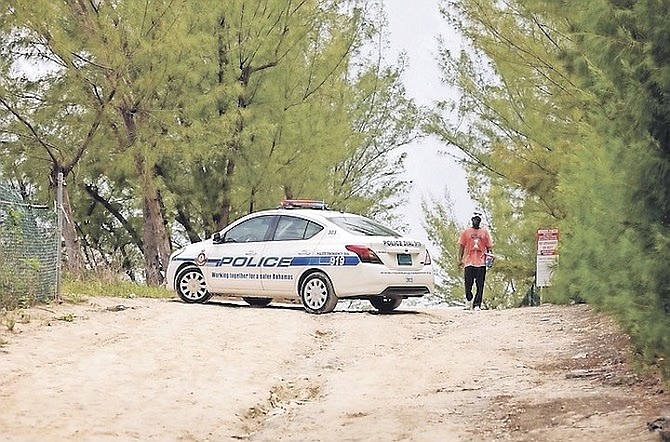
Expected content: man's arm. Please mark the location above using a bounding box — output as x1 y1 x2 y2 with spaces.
457 244 465 268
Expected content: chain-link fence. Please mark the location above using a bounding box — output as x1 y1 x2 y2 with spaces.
0 182 58 306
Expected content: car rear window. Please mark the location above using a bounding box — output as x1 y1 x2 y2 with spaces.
329 216 400 237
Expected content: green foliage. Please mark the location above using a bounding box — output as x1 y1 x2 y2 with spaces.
0 0 419 283
55 312 76 323
424 0 582 309
421 194 462 303
62 278 173 300
548 0 670 379
429 0 670 380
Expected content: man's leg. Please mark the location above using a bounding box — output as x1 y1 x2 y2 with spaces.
473 266 487 308
464 266 475 309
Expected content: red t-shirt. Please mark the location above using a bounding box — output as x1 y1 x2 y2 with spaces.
458 227 493 267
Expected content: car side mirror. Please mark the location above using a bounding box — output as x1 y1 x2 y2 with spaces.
212 232 222 244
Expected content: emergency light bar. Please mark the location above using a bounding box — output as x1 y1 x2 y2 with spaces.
280 199 329 210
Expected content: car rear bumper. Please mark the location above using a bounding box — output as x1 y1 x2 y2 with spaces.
377 286 431 297
330 266 435 298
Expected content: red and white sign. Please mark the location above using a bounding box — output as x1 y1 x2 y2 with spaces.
536 228 559 287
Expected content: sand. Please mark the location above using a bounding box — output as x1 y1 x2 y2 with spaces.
0 296 668 441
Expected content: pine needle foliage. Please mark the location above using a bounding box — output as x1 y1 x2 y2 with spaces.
0 1 421 283
430 0 670 380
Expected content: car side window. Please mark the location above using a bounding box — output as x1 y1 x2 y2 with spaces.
274 216 308 241
223 215 275 243
273 216 324 241
304 221 323 239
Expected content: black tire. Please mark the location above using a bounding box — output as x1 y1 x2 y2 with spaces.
369 297 402 312
175 265 212 303
300 272 338 314
242 297 272 307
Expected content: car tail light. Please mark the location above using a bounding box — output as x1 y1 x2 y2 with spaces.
345 245 382 264
425 250 432 265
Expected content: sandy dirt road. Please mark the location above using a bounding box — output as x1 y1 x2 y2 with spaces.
0 296 668 441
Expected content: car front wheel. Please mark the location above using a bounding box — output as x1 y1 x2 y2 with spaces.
300 272 338 314
175 265 212 303
370 297 402 312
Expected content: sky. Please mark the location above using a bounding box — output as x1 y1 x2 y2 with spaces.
383 0 477 247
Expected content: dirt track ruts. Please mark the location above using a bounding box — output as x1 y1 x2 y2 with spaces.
0 297 668 441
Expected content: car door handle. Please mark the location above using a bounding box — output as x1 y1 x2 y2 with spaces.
244 251 257 256
297 250 310 255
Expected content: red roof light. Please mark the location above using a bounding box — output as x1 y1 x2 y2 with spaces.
280 199 328 210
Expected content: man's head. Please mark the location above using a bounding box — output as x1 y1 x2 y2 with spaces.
471 210 482 229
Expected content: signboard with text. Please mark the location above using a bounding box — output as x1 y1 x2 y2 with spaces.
536 228 559 287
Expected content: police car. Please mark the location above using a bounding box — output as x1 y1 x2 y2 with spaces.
166 200 435 313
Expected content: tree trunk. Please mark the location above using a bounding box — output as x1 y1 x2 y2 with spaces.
52 171 86 278
118 99 170 286
141 176 171 286
216 158 235 231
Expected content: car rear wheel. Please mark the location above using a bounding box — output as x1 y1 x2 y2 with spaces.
175 265 212 303
300 272 338 314
370 297 402 312
242 297 272 307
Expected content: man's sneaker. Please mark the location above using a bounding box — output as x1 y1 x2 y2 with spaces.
464 300 473 310
474 306 481 311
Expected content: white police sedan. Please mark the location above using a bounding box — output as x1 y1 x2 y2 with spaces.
166 200 435 314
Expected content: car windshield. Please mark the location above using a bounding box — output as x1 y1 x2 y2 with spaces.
329 216 400 237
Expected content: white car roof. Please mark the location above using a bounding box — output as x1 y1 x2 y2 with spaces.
255 208 359 220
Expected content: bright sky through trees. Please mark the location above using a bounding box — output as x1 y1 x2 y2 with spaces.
384 0 476 243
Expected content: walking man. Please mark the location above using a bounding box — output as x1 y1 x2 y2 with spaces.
458 210 494 310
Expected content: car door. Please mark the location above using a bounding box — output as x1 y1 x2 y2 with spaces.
203 215 276 295
260 215 323 296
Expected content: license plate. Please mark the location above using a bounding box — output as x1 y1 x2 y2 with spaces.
397 254 412 266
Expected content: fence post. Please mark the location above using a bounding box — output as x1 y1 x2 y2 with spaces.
56 172 63 301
